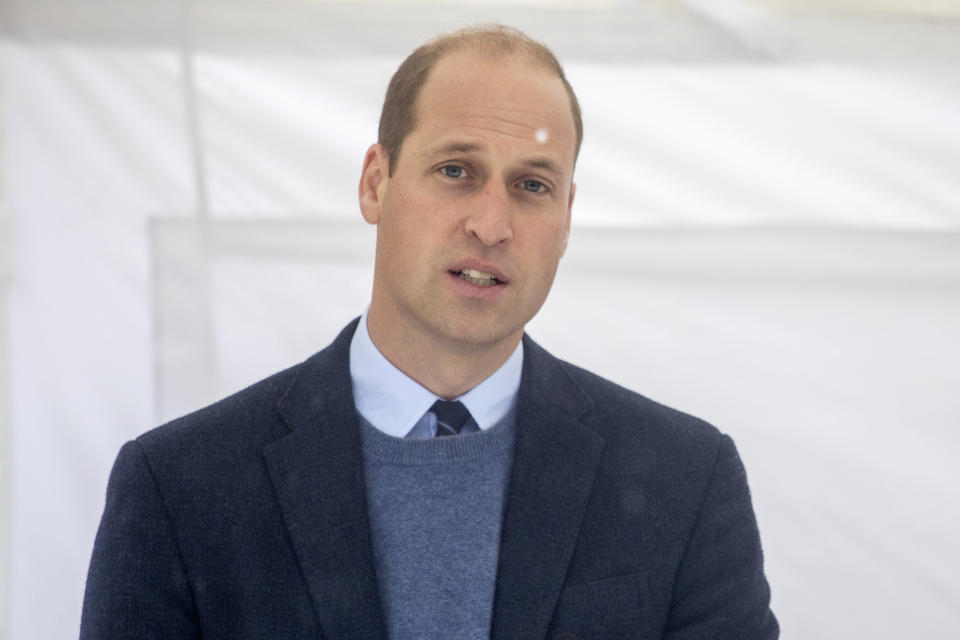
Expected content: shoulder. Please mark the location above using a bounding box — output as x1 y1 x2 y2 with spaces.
524 336 726 474
135 319 358 468
565 358 717 439
135 361 302 472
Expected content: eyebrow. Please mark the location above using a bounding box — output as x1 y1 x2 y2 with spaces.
423 141 484 158
423 141 564 177
525 157 563 178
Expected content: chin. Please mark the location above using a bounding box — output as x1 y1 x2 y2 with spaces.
439 322 522 350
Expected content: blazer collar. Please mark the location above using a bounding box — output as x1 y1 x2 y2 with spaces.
490 334 605 640
264 318 388 640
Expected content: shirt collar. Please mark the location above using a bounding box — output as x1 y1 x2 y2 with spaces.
349 311 523 438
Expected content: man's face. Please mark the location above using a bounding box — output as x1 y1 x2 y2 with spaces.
360 50 577 355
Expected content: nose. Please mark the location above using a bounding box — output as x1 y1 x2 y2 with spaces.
464 182 514 246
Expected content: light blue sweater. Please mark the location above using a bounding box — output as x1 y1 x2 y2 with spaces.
359 410 516 640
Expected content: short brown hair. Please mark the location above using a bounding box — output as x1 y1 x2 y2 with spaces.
378 24 583 176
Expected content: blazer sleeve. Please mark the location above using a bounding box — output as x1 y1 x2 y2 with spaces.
663 434 779 640
79 440 201 640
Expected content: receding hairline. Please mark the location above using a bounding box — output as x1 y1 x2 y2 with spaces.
402 47 578 167
377 24 583 175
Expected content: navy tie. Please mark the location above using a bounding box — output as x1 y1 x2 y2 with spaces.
430 400 475 437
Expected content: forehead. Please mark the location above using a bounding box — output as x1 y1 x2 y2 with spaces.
408 50 577 165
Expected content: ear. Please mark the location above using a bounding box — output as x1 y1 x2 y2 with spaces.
560 182 575 256
359 144 390 224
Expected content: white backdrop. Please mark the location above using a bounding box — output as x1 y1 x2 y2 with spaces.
2 2 960 639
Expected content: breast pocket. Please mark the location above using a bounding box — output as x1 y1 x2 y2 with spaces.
552 571 649 628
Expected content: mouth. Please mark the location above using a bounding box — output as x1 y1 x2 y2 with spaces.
452 268 501 287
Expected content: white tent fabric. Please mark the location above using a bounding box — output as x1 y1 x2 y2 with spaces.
2 4 960 639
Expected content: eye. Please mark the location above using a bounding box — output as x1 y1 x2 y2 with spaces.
441 165 465 179
520 179 547 194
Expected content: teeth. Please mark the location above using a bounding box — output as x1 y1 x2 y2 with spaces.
457 269 499 287
462 269 494 280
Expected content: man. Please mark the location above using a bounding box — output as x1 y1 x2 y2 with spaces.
81 25 778 640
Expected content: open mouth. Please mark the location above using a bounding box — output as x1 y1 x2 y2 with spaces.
453 268 501 287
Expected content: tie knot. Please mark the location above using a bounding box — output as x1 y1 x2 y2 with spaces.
430 400 473 436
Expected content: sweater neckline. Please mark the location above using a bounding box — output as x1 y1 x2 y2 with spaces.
358 408 516 466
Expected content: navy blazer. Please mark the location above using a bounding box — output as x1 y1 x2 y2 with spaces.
81 319 778 639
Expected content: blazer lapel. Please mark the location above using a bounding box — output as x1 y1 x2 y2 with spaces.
490 336 605 640
263 320 387 640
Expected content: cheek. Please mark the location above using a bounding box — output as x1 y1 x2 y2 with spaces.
380 192 419 246
379 216 441 277
385 190 436 236
525 219 569 257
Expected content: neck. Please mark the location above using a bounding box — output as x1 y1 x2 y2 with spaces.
365 308 521 400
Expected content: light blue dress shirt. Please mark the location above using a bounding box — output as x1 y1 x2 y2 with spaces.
349 311 523 438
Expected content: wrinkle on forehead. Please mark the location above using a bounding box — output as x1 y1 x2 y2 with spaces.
431 106 573 153
457 118 543 145
442 98 566 127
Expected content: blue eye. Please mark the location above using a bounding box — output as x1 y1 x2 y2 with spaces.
442 165 465 178
521 179 546 193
